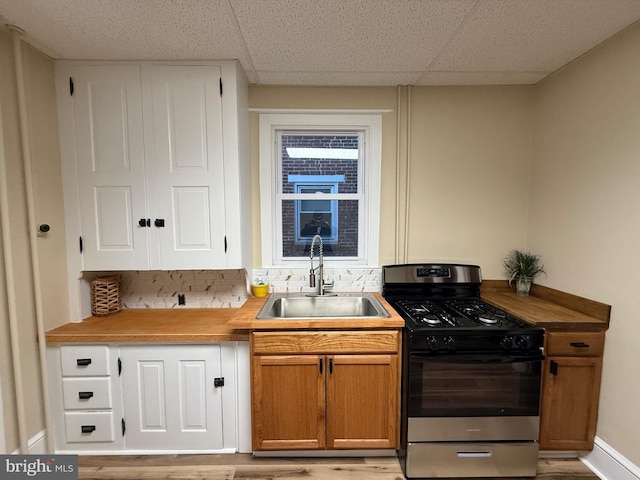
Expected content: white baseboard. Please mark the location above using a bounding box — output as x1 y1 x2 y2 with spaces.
11 429 47 455
581 436 640 480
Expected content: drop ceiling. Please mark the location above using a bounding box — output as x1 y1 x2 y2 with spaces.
1 0 640 86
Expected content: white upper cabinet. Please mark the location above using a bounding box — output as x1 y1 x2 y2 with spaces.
57 61 250 273
71 65 149 270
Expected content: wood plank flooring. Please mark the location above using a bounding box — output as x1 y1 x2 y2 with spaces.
78 454 601 480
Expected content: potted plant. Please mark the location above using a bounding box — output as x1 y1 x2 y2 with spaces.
503 249 546 296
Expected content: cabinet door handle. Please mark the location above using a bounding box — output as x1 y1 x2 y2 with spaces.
550 360 558 376
329 358 333 374
319 358 323 374
81 425 96 434
78 391 94 400
154 218 165 228
76 358 92 366
570 342 590 348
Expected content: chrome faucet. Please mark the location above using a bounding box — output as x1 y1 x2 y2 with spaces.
309 234 334 295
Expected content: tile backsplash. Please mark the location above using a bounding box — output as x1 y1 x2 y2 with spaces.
117 267 383 309
120 270 249 308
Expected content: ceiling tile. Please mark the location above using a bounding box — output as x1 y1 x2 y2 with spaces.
0 0 252 65
231 0 476 72
430 0 640 72
255 70 423 86
416 71 549 86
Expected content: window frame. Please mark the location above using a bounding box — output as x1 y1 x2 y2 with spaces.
259 112 382 268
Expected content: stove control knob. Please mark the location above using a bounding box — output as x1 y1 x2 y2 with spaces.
515 335 530 349
501 335 514 350
443 336 455 351
425 336 439 351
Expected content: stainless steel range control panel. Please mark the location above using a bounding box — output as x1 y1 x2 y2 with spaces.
416 267 450 278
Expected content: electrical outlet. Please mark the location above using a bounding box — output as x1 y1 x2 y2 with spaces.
178 293 186 306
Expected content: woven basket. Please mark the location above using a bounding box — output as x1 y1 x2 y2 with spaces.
91 275 122 316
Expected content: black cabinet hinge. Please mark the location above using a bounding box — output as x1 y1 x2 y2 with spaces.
550 360 558 376
214 377 224 388
219 78 223 96
79 236 83 253
69 77 74 96
121 418 126 436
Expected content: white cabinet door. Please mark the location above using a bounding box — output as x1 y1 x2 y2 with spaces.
71 66 150 270
120 345 224 451
145 66 227 269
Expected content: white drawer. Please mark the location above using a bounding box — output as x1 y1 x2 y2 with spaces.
64 411 115 443
62 377 113 410
61 345 110 376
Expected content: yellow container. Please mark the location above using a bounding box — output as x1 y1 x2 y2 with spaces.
251 283 269 297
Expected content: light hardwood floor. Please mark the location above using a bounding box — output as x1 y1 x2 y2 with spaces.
78 454 601 480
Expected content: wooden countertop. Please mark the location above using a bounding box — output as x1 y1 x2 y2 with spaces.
481 280 610 332
45 293 404 343
45 308 249 343
227 293 405 330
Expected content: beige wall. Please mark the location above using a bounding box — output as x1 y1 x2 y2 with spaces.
248 85 535 278
531 22 640 466
0 30 68 453
406 86 535 277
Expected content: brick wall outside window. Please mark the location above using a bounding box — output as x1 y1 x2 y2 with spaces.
281 135 359 257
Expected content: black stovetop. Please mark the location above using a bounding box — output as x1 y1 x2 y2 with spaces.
393 297 535 332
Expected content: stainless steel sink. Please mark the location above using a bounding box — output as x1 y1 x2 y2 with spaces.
256 293 391 319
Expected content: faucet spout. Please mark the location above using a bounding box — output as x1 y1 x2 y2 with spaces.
309 234 332 295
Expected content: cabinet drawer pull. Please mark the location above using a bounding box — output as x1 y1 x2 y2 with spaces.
570 342 590 348
78 391 94 400
81 425 96 434
76 358 92 366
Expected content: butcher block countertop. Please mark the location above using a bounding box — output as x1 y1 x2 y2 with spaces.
481 280 610 332
45 293 404 343
46 308 250 343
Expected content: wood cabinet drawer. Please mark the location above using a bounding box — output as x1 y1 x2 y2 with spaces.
64 411 115 443
62 378 113 410
545 331 605 356
252 331 400 354
61 345 110 376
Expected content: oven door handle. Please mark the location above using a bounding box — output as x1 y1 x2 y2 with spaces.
409 352 545 363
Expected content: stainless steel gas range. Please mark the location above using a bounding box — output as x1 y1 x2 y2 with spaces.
382 264 544 479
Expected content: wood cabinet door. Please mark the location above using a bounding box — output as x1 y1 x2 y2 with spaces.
539 356 603 450
145 65 227 270
252 355 325 450
120 345 224 450
71 65 150 270
326 354 399 449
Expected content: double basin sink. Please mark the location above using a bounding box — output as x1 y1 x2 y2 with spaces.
256 293 390 320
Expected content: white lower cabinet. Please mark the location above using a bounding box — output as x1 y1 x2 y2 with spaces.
119 345 224 451
48 342 250 454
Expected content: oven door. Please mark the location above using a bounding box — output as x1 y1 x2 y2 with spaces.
408 352 543 418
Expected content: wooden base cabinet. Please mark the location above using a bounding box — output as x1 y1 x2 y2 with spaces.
251 331 400 451
539 331 605 450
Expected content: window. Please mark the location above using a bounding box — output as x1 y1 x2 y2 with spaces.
259 113 382 267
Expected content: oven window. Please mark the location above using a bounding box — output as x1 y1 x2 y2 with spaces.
408 355 542 417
